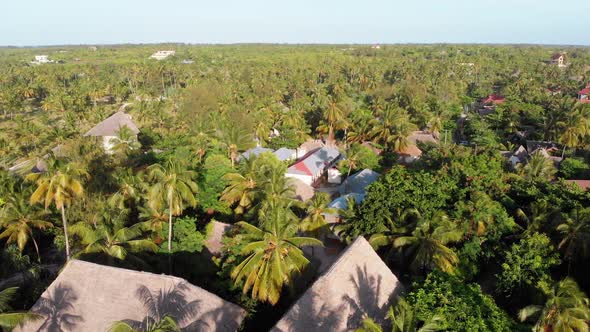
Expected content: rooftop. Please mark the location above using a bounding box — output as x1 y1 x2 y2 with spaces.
83 111 140 137
271 237 402 332
16 260 246 332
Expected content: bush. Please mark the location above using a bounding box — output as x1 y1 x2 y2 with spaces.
558 157 590 179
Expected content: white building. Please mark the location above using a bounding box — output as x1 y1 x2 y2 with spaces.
150 50 176 60
285 147 341 186
83 111 140 153
31 55 54 65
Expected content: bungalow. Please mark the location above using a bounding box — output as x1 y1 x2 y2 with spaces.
271 237 403 332
550 53 567 67
83 111 140 153
239 146 273 161
16 260 246 332
285 147 341 186
273 147 297 162
398 131 439 163
565 180 590 191
481 94 505 108
31 55 54 65
578 84 590 103
339 169 380 195
323 193 365 224
150 50 176 60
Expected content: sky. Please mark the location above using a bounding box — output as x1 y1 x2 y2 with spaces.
1 0 589 46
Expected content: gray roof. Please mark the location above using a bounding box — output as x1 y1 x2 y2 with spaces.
287 147 341 177
16 260 246 332
240 146 273 160
340 169 380 194
83 111 140 137
271 237 403 332
324 193 366 218
274 147 296 161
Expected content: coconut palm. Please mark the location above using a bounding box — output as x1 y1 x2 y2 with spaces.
109 125 141 157
0 287 42 330
370 108 417 153
147 159 198 253
220 157 259 214
138 203 169 240
231 209 322 304
217 125 256 167
389 211 462 274
324 96 344 144
27 159 88 260
356 298 443 332
299 192 337 239
515 200 558 237
339 143 377 177
517 153 557 181
556 207 590 266
0 193 53 262
69 219 157 265
109 315 180 332
109 169 145 210
519 278 590 332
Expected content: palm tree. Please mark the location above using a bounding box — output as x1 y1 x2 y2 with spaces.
339 143 376 177
69 219 157 264
519 278 590 332
147 159 198 253
138 203 169 241
109 169 145 210
515 200 558 237
518 153 556 181
299 192 337 239
356 298 443 332
217 125 256 167
382 211 462 274
370 108 417 153
0 287 42 330
109 125 141 157
324 96 344 144
231 209 322 304
27 159 88 260
220 157 259 214
109 315 180 332
0 193 53 262
556 207 590 267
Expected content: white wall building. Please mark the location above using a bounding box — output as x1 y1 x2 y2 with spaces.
31 55 54 65
150 50 176 60
83 111 140 153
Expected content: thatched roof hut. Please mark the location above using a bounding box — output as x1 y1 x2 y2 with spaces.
16 260 246 332
271 237 403 332
83 111 139 137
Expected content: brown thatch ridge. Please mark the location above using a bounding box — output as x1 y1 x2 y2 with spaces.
16 260 246 332
271 237 403 332
83 111 140 137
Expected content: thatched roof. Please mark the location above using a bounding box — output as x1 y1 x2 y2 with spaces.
288 177 315 202
272 237 403 332
16 260 246 332
83 111 139 137
204 221 233 256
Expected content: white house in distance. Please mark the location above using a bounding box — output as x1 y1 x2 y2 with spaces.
31 55 54 65
285 147 341 186
150 50 176 60
83 111 139 153
550 52 566 67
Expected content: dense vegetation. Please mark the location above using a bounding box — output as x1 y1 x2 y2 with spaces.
1 44 590 331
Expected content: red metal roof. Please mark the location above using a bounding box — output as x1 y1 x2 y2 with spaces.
292 160 313 176
565 180 590 191
482 94 505 105
579 87 590 95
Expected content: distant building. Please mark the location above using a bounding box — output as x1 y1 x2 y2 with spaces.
88 46 98 51
31 55 54 65
16 260 246 332
273 147 297 161
565 180 590 191
371 44 381 49
181 59 194 64
578 84 590 103
339 169 380 195
285 147 341 186
150 50 176 60
481 94 506 107
83 111 140 153
550 52 567 67
239 146 273 161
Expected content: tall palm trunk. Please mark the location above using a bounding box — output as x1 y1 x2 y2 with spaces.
61 205 70 260
168 198 173 253
32 236 41 263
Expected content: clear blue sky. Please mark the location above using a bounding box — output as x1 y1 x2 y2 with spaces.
2 0 589 46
